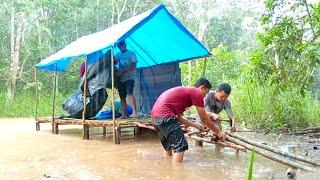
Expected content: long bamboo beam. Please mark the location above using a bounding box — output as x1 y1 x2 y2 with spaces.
226 132 320 166
186 129 210 136
226 135 317 172
187 135 246 152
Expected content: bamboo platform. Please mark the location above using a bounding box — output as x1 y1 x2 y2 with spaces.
35 116 154 143
35 116 244 153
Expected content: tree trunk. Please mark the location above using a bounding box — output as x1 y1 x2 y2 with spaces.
116 0 128 23
197 20 208 77
96 0 100 31
111 0 115 26
74 12 79 38
7 10 24 101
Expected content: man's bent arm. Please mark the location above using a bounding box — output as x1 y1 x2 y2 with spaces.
177 114 201 129
196 106 221 135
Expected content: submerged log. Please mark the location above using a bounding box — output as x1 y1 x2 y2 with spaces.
226 132 320 167
226 136 317 172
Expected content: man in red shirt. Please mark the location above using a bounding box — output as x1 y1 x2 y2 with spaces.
151 77 226 164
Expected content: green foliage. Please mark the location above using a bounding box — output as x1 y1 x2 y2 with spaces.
233 80 320 131
230 0 320 130
0 92 67 117
251 0 320 95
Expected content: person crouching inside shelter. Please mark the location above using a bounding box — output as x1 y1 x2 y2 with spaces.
115 40 138 118
151 77 226 164
204 83 236 132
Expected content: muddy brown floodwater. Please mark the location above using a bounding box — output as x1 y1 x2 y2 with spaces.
0 118 319 179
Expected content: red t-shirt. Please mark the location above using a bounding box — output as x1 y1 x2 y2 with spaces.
151 86 204 118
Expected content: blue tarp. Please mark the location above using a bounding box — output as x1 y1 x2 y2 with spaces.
35 4 210 72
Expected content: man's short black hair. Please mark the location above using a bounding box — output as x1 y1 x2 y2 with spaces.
218 83 231 94
194 77 212 89
117 40 126 48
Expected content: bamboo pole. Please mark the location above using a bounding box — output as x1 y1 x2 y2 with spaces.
186 129 210 136
226 132 320 166
35 67 39 119
82 58 89 139
186 135 246 152
34 67 40 131
111 47 116 144
226 136 317 172
51 64 57 134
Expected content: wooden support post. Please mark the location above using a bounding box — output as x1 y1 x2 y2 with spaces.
235 149 240 158
134 127 141 136
111 47 116 144
34 68 40 131
214 120 222 153
195 140 203 147
82 59 88 140
103 126 107 137
115 126 121 144
51 64 57 134
36 122 40 131
85 125 90 139
54 123 59 134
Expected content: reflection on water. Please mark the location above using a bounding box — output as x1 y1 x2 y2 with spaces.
0 118 319 179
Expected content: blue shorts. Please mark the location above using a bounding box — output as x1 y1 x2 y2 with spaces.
153 116 188 153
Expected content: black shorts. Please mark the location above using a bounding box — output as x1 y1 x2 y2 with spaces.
118 80 135 99
152 116 188 153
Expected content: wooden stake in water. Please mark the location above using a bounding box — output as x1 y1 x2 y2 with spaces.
111 47 116 144
52 64 57 134
34 67 40 131
82 59 89 139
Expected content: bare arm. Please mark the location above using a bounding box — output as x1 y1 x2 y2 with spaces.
196 106 225 139
177 114 202 130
